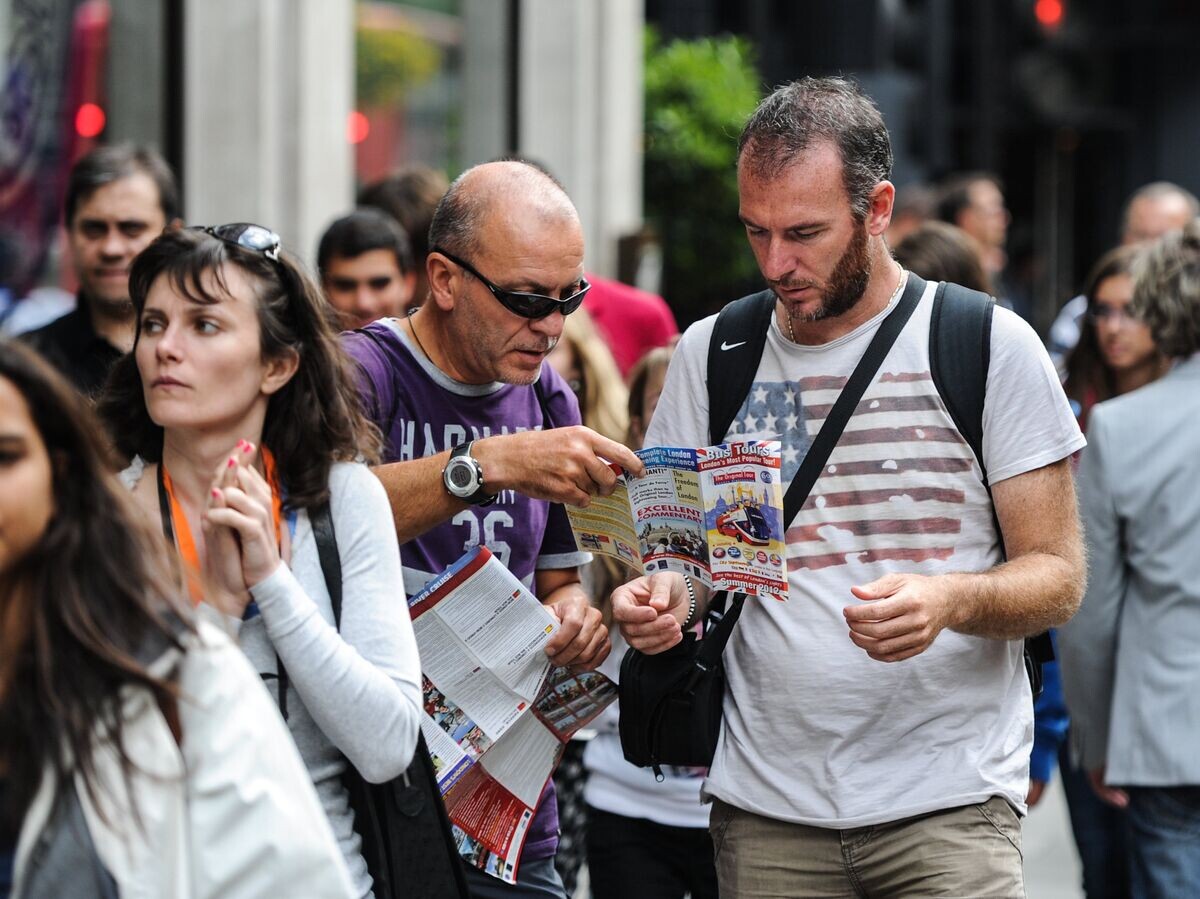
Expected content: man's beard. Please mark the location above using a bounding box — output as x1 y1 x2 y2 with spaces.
776 222 871 324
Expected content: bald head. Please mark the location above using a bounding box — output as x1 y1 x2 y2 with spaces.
429 160 580 260
1122 182 1199 245
421 160 586 387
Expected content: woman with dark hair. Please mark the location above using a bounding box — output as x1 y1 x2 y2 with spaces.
1062 244 1169 428
0 340 352 897
99 225 422 898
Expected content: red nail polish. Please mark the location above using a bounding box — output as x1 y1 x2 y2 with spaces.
227 457 236 468
211 488 221 498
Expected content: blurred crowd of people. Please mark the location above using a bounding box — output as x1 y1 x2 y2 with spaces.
2 74 1199 899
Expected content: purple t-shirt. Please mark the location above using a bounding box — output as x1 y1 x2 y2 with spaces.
344 320 590 862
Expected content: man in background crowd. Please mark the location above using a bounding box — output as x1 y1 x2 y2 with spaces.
317 208 416 329
21 144 179 395
937 172 1009 286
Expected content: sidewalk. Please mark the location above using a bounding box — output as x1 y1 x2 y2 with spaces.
1024 775 1084 899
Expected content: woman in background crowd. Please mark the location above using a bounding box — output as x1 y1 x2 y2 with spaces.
1030 244 1167 899
625 346 674 451
100 225 422 899
565 339 719 899
1061 245 1169 426
0 341 352 898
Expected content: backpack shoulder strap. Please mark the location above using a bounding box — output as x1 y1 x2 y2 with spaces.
707 290 777 445
927 283 1055 690
311 501 343 629
928 282 994 481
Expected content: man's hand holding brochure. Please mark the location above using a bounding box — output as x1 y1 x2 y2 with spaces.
408 546 616 884
567 439 789 600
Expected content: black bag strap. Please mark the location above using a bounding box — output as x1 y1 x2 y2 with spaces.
927 282 1054 691
156 463 175 543
707 289 777 446
311 501 344 627
695 273 926 671
309 500 469 899
928 281 993 480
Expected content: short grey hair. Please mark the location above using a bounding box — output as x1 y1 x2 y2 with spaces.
427 159 570 259
1122 181 1200 231
427 171 485 259
1131 218 1200 357
737 77 892 219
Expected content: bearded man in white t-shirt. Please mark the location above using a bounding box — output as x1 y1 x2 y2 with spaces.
613 77 1087 898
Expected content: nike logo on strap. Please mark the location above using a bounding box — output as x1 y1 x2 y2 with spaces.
720 340 747 351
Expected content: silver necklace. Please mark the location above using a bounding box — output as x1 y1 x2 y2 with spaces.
785 267 908 342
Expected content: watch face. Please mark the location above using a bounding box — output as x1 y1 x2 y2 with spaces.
447 459 476 492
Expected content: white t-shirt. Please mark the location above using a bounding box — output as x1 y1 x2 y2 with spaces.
646 278 1085 827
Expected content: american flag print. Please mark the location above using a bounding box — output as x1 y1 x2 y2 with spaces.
725 370 979 573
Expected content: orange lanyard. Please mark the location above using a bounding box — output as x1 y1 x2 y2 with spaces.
158 447 284 604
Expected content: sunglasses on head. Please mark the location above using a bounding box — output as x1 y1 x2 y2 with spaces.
432 247 589 320
193 222 282 262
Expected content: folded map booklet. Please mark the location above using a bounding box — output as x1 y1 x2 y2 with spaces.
566 440 788 601
408 546 617 884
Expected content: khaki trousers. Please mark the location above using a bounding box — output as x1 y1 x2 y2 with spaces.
709 796 1025 898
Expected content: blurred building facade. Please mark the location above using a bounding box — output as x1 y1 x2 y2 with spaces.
0 0 644 302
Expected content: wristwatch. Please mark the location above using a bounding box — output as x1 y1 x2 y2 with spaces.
442 441 497 506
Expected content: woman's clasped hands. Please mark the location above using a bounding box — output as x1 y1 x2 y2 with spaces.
202 439 287 616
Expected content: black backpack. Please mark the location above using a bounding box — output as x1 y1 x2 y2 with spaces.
705 275 1053 694
310 504 470 899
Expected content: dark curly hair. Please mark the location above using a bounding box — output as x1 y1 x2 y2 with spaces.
0 341 190 834
99 227 381 509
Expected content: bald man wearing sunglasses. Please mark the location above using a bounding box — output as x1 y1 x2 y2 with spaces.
343 160 644 898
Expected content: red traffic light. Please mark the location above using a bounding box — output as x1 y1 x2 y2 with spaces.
1035 0 1065 29
75 102 106 138
347 111 370 145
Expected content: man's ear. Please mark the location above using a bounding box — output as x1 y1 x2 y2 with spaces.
261 347 300 396
425 252 458 312
866 180 896 238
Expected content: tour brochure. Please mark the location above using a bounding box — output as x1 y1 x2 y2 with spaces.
566 439 788 601
407 546 617 884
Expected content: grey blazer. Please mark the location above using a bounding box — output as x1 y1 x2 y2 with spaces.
1059 353 1200 785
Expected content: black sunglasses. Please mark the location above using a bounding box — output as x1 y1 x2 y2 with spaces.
432 247 589 320
194 222 282 262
